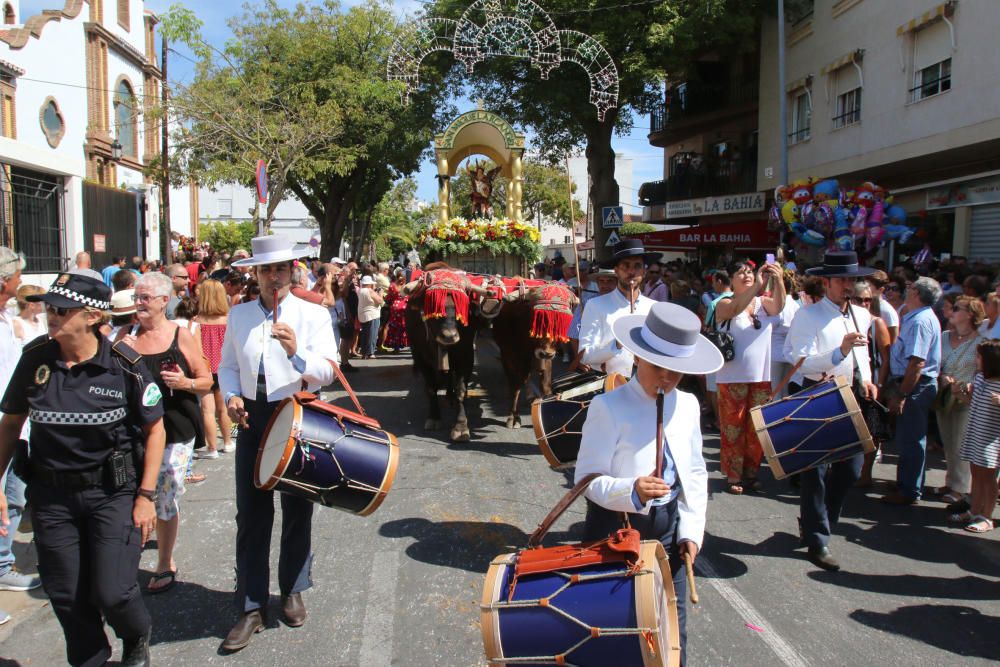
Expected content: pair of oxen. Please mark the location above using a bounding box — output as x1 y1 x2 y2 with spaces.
401 264 578 442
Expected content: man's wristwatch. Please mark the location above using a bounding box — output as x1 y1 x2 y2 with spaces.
136 487 157 502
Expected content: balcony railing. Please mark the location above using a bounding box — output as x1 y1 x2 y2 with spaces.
650 80 759 135
638 157 758 206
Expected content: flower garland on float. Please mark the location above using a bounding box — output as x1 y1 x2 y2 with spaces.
418 217 543 260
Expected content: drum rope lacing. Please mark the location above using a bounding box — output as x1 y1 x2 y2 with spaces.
284 429 387 495
761 385 869 458
483 566 661 666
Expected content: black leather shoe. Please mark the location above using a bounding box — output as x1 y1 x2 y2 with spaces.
282 592 307 627
807 546 841 572
223 610 264 651
121 631 150 667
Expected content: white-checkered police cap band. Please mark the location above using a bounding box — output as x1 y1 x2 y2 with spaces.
29 407 126 425
48 285 111 310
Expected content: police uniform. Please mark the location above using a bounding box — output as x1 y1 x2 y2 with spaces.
0 273 164 667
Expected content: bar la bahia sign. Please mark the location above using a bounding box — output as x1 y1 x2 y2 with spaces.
644 192 765 222
927 176 1000 210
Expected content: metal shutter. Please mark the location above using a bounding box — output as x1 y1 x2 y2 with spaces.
969 206 1000 263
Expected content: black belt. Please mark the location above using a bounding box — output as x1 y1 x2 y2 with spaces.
31 457 135 491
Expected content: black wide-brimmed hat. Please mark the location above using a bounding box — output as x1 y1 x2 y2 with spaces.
612 302 724 375
600 239 662 269
805 251 876 278
28 271 111 310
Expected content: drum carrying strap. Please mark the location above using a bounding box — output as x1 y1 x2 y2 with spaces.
298 358 370 418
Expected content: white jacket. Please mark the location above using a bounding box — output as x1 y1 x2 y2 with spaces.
579 289 655 377
575 378 708 548
783 297 872 384
219 294 338 403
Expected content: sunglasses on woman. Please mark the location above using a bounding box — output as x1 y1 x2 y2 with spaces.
851 297 872 305
45 304 80 317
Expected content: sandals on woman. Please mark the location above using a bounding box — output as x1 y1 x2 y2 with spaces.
743 477 763 493
964 516 994 533
948 510 973 524
148 570 177 594
940 491 965 505
726 481 744 495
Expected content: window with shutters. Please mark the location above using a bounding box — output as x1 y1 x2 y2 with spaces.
909 21 952 103
218 199 232 218
113 79 137 157
117 0 129 29
832 65 861 129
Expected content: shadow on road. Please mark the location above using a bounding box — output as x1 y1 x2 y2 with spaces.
379 517 583 573
849 604 1000 661
809 570 1000 601
143 578 234 645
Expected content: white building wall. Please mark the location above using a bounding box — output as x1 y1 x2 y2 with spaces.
199 184 314 245
105 0 147 52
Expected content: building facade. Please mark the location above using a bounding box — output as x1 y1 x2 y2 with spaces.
0 0 193 282
198 183 321 255
758 0 1000 263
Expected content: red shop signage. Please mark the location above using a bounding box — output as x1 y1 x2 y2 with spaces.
637 220 779 249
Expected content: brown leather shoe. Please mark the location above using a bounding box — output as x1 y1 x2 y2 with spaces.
222 610 264 651
282 592 307 627
880 493 917 506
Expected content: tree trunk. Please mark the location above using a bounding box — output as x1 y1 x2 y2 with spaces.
291 165 366 262
585 115 620 263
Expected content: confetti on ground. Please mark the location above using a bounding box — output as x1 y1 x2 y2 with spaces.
745 622 764 632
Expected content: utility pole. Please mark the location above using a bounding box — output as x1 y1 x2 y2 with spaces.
160 33 172 261
777 0 789 186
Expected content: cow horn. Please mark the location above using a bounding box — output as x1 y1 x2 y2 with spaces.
468 283 491 297
503 291 522 302
401 279 423 296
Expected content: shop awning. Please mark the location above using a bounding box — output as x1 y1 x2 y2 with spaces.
635 220 779 251
821 50 862 75
897 2 952 36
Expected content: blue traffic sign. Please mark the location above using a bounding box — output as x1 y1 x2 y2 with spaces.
602 206 623 229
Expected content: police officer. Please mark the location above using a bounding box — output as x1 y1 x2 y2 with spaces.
0 271 166 667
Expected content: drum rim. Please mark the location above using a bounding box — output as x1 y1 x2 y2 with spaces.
355 431 401 517
254 397 301 490
481 553 515 663
532 399 569 470
635 541 681 667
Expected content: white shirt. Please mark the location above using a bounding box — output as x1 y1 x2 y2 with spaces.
880 297 899 330
219 293 338 403
579 288 655 377
575 378 708 549
716 297 775 384
783 297 873 384
770 295 800 364
0 306 20 401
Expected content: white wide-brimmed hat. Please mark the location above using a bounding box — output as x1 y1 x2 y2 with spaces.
231 235 310 267
110 289 137 316
360 275 374 286
612 302 723 375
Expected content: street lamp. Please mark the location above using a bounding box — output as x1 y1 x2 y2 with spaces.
110 138 123 161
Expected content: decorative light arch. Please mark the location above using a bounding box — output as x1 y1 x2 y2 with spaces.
387 0 619 121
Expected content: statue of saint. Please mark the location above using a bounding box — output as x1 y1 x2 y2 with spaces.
469 162 501 219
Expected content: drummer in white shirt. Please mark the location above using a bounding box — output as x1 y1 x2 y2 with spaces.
576 302 724 667
783 250 878 572
218 235 338 650
578 239 661 377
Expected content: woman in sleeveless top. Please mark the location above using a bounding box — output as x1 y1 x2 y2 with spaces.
12 284 46 344
118 272 212 593
194 280 233 456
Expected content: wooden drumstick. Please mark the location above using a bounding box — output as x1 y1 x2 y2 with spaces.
629 278 637 314
272 287 279 323
684 553 699 604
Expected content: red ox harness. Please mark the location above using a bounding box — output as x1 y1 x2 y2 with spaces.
420 270 470 326
527 284 575 343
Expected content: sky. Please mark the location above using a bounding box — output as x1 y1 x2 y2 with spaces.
21 0 663 210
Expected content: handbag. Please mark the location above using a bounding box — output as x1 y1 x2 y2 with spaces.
704 308 735 362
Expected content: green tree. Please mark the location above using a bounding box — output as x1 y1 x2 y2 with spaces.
200 220 257 255
162 1 453 259
427 0 763 258
368 177 424 261
620 222 656 236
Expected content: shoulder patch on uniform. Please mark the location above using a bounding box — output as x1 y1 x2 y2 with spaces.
142 383 162 407
112 340 142 365
22 334 51 353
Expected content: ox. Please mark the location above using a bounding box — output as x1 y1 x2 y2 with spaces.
491 282 578 429
403 266 498 442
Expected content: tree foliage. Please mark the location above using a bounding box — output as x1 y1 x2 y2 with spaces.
161 0 454 259
620 222 656 236
200 220 257 255
427 0 763 257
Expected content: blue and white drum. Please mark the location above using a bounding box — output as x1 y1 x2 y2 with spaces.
255 395 399 516
481 540 680 667
750 375 874 480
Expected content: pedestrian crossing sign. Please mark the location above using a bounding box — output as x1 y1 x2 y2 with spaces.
602 206 623 229
605 230 621 246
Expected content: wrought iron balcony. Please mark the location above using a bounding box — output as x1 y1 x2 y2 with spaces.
638 157 758 206
649 80 759 143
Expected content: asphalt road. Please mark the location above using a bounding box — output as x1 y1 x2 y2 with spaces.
1 332 998 666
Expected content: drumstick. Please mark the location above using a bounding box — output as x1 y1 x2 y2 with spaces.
272 287 279 324
684 553 699 604
655 387 665 478
629 278 637 314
